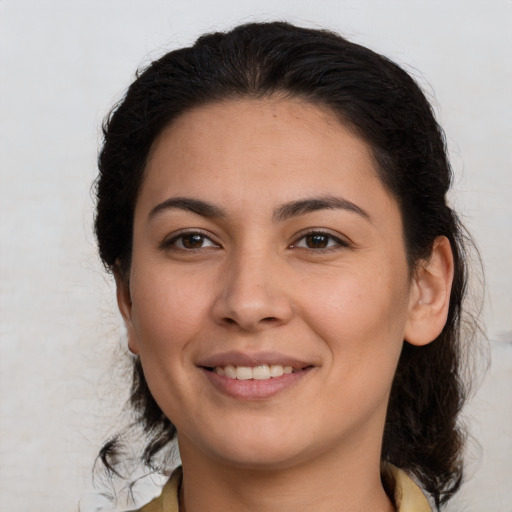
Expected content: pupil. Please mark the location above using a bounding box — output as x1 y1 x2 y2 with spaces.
307 234 328 248
183 234 203 248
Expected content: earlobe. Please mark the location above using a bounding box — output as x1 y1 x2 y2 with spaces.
404 236 454 347
114 263 140 355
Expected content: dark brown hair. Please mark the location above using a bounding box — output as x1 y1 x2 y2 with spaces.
95 21 476 509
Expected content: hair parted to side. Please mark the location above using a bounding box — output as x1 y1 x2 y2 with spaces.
95 21 478 509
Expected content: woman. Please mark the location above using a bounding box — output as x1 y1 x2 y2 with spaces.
94 21 476 511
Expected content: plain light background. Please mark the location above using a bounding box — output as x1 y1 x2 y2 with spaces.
0 0 511 510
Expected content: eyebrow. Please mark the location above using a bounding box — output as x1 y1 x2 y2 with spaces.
273 196 371 223
148 197 226 220
148 195 371 223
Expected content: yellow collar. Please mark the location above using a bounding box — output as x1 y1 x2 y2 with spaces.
138 465 431 512
382 464 432 511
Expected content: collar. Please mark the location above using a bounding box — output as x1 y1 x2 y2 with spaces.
139 464 431 512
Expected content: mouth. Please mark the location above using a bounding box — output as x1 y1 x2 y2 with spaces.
197 352 315 399
203 364 310 380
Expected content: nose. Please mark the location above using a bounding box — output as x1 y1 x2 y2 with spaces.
211 251 294 332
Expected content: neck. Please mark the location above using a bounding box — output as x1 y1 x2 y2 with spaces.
177 437 395 512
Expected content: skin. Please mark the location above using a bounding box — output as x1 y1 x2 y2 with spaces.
116 97 453 511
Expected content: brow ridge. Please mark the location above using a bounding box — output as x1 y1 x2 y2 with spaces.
273 196 371 222
148 197 226 220
148 195 370 223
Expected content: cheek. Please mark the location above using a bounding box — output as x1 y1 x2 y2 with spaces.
127 266 216 422
303 268 408 413
129 265 214 356
303 263 410 336
297 260 411 389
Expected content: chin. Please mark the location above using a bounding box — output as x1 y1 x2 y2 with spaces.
216 446 310 472
197 425 322 471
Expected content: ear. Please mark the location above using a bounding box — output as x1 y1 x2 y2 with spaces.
404 236 454 346
114 263 140 355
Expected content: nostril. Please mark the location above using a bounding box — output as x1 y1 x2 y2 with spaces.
222 315 279 328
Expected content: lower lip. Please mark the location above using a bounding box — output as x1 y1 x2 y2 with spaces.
201 367 313 399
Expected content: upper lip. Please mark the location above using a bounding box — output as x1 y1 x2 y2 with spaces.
197 351 313 370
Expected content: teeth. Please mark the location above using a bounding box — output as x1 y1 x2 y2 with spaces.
269 364 283 377
224 365 237 379
253 365 270 380
214 364 299 380
236 366 253 380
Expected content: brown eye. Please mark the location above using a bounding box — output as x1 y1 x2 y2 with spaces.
291 231 348 251
305 234 330 249
181 234 207 249
163 231 219 251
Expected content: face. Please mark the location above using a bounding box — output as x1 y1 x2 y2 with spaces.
118 97 419 471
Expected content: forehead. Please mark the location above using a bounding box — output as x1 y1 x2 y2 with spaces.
147 96 371 165
138 97 399 225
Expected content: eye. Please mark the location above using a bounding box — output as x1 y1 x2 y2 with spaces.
291 231 348 250
162 231 219 250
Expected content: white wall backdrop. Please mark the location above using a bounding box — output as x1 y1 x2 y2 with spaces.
0 1 510 510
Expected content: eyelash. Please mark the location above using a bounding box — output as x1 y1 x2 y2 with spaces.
160 229 350 253
290 230 350 252
160 230 220 251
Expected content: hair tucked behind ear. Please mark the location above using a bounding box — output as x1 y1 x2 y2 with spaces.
94 21 481 509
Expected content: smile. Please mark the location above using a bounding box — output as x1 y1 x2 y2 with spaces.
198 352 315 398
211 364 300 380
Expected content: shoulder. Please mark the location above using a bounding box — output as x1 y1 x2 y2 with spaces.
133 467 182 512
382 464 432 512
